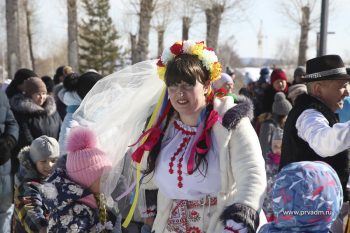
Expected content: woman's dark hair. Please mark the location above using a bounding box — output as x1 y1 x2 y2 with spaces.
165 54 210 86
6 68 37 98
63 72 80 91
41 76 55 93
143 54 213 177
53 66 65 85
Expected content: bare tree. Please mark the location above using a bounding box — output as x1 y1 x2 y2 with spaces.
274 37 298 66
217 38 241 69
6 0 21 79
6 0 32 77
134 0 156 63
196 0 248 49
152 0 173 56
177 0 197 40
205 3 224 49
67 0 79 71
24 0 35 71
17 0 32 69
280 0 319 66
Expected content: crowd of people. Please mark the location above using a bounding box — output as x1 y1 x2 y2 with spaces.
0 40 349 233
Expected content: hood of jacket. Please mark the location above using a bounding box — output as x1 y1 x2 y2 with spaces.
63 91 81 106
10 93 57 116
16 146 41 182
260 161 342 233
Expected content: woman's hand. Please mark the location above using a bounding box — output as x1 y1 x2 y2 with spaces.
144 217 155 228
141 217 155 233
222 219 248 233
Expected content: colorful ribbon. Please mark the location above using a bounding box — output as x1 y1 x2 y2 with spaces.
187 110 219 174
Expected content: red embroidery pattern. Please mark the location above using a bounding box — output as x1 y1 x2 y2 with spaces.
187 226 201 233
169 121 196 188
166 200 188 233
188 210 200 222
166 197 217 233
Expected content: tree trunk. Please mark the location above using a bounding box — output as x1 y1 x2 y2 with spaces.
67 0 79 71
18 0 32 69
25 1 35 71
298 6 310 66
157 29 164 57
205 4 224 49
6 0 20 79
182 16 191 40
135 0 153 63
130 33 137 64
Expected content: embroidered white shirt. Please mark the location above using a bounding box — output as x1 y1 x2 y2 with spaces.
296 108 350 157
154 119 221 200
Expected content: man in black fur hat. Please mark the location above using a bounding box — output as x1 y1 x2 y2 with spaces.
280 54 350 232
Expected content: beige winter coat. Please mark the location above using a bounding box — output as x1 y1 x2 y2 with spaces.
139 96 267 232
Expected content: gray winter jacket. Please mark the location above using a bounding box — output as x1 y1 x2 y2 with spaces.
0 91 19 175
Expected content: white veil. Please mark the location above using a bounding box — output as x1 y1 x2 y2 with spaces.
73 60 165 205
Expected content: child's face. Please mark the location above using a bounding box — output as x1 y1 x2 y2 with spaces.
35 157 57 178
271 139 282 155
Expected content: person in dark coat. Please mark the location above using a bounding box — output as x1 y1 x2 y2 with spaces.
10 77 61 172
279 55 350 233
53 66 74 120
6 68 37 99
261 69 289 113
0 91 19 233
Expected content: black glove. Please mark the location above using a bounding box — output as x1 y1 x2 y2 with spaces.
0 135 16 166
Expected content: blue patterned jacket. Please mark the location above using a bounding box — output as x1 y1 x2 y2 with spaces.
259 161 343 233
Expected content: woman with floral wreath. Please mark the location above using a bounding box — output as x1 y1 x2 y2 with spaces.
71 40 266 233
128 41 266 233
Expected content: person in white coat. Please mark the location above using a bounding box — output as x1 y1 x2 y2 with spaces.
131 40 266 233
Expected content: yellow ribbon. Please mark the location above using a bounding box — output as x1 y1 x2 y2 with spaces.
122 87 167 228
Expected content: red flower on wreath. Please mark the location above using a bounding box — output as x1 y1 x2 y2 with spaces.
186 226 201 233
170 42 183 55
157 59 165 67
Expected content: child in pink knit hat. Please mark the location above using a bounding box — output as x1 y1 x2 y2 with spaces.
66 127 112 193
40 127 121 232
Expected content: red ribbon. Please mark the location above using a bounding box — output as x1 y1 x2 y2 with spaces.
130 127 162 163
130 102 171 163
187 110 219 174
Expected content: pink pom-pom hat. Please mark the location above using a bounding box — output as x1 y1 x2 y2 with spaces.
66 127 112 188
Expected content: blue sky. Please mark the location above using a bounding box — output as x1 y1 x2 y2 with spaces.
1 0 349 62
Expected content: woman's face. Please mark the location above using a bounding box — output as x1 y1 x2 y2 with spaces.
168 80 208 123
31 91 47 106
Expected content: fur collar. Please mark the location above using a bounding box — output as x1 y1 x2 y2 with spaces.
17 146 41 181
222 95 254 130
10 94 57 116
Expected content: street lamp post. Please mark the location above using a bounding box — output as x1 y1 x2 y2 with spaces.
319 0 329 56
317 31 335 57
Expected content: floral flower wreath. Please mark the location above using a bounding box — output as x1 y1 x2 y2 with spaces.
156 40 222 82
